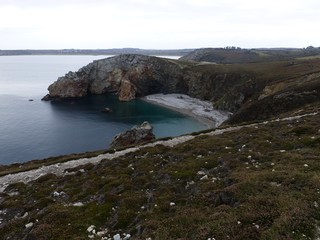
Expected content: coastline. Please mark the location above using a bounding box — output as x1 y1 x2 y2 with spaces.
142 94 231 129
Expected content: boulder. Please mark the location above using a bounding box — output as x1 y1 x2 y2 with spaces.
110 121 155 149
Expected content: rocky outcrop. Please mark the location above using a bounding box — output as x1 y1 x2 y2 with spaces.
43 54 185 101
110 121 156 149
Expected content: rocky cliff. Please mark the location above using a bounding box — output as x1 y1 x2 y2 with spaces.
43 54 186 101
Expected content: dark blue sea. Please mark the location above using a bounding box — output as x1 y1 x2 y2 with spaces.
0 55 206 164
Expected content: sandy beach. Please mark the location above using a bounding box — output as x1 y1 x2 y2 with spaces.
142 94 231 128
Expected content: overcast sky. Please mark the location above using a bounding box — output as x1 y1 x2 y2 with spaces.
0 0 319 49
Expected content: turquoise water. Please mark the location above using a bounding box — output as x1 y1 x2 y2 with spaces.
0 55 206 164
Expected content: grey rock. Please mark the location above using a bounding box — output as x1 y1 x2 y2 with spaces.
110 121 155 149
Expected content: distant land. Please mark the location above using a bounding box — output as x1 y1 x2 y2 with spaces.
0 48 195 56
2 47 320 63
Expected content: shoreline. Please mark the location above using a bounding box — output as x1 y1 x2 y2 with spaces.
142 94 231 129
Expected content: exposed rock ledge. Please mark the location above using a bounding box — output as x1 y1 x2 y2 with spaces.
42 54 186 101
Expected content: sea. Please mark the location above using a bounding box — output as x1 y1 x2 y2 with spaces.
0 55 207 165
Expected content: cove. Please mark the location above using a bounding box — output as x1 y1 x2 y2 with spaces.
0 94 207 165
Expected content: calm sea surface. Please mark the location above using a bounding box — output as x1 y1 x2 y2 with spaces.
0 55 206 164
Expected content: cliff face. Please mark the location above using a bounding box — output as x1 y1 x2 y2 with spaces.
43 54 185 101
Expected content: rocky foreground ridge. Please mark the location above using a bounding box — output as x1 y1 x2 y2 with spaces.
43 54 320 124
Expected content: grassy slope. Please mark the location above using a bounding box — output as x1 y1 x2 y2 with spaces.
0 104 319 240
183 58 320 123
180 48 320 64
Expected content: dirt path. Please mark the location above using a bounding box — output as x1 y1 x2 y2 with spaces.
0 112 317 192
